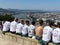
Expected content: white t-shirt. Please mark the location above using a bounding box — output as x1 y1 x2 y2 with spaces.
52 28 60 43
3 21 10 31
16 23 24 34
10 21 17 32
28 24 35 37
22 24 28 35
42 26 53 42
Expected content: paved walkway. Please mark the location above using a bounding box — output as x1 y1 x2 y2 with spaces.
0 38 21 45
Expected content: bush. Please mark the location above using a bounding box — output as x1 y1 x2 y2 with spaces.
0 14 15 22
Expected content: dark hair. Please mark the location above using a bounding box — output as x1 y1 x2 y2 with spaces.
31 21 35 25
0 22 2 25
47 20 53 26
39 19 43 25
57 22 60 27
14 17 18 22
25 20 30 25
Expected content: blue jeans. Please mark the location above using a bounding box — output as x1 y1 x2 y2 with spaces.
36 36 42 45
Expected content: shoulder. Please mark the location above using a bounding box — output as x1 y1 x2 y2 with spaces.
54 28 59 31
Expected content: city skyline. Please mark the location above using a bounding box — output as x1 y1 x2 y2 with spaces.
0 0 60 11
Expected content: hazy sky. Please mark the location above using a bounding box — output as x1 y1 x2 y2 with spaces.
0 0 60 10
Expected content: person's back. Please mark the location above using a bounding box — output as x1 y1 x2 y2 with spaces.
28 24 35 38
42 26 53 42
16 23 24 35
22 20 29 37
10 21 17 33
52 22 60 45
35 25 43 37
52 28 60 43
22 24 28 36
35 19 44 45
3 21 10 32
16 19 24 35
10 18 18 34
42 20 53 45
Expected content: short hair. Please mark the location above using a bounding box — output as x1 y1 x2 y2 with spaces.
20 19 24 22
39 19 43 25
57 22 60 26
25 20 30 24
47 20 53 25
14 17 18 21
31 21 35 25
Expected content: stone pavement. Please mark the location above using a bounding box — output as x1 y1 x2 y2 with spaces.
0 38 21 45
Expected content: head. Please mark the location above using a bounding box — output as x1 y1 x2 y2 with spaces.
14 18 18 22
57 22 60 28
47 20 53 27
25 20 30 25
20 19 24 24
31 21 35 25
39 19 43 26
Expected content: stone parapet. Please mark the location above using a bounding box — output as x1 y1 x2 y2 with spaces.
0 30 53 45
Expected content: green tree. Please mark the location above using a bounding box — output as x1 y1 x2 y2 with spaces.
0 14 15 22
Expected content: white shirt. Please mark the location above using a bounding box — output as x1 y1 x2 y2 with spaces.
52 28 60 43
22 24 28 35
28 24 35 37
3 21 10 31
16 23 24 34
10 21 17 32
42 26 53 42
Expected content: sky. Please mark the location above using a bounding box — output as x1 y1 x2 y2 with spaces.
0 0 60 10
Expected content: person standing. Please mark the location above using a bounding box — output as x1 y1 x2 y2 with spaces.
35 19 43 45
42 20 53 45
16 19 24 36
10 18 18 34
22 20 30 37
28 21 35 38
52 22 60 45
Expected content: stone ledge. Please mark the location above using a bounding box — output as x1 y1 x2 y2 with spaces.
0 31 54 45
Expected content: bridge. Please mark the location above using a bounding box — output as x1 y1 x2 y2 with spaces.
0 30 53 45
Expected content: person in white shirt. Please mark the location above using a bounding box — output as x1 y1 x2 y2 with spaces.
22 20 30 37
10 18 18 34
42 20 53 45
52 22 60 45
28 21 35 38
16 19 24 36
3 20 10 34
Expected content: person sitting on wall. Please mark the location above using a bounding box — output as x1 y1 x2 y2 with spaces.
35 19 44 45
3 19 10 34
10 17 18 34
52 22 60 45
28 21 35 38
42 20 53 45
16 18 24 36
22 20 30 37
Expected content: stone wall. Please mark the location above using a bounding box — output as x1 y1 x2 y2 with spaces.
0 30 53 45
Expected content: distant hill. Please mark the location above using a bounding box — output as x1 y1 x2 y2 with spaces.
0 8 60 15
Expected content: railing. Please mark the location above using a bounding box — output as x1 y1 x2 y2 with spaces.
0 30 53 45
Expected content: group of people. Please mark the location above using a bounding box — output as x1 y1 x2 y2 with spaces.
1 17 60 45
2 18 35 38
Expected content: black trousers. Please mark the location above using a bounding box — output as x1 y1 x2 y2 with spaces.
10 31 16 34
16 33 22 36
3 30 10 35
